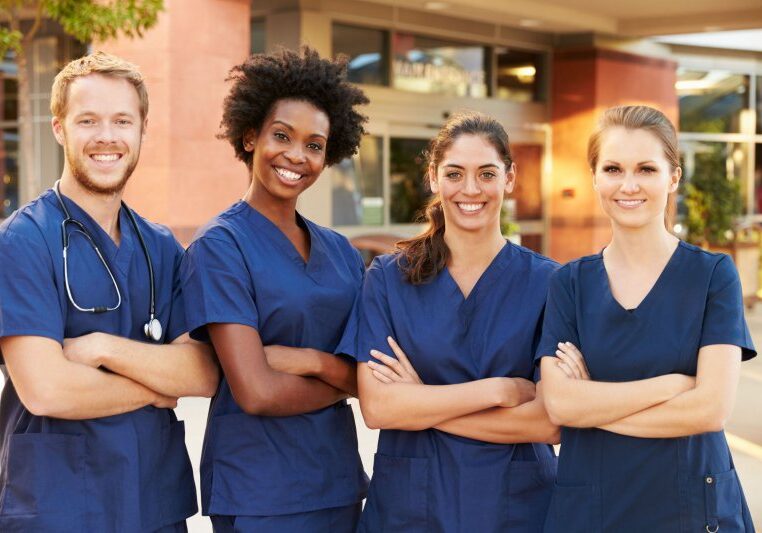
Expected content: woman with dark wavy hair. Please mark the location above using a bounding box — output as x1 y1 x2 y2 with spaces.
341 111 559 532
180 47 369 533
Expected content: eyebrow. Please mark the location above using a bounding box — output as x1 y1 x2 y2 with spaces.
443 163 500 170
602 160 657 165
271 120 328 141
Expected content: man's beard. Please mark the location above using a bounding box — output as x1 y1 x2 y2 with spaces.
64 141 140 196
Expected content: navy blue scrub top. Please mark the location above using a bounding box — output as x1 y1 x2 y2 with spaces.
535 241 757 533
0 190 197 532
340 243 558 533
180 201 368 517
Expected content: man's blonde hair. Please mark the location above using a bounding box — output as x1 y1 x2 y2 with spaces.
50 51 148 120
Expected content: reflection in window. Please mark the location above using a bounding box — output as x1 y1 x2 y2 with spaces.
390 138 430 224
755 144 762 214
677 141 748 243
0 49 18 218
495 48 544 103
332 136 384 226
0 128 19 218
332 24 389 86
757 76 761 135
392 33 487 98
251 19 265 54
677 69 749 133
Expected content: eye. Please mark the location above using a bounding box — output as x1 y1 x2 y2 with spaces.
116 119 132 126
481 171 497 180
445 171 461 180
307 142 323 152
274 131 289 142
79 118 95 126
640 166 657 174
602 165 621 174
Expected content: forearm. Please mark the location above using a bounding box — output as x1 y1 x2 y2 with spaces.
266 346 358 396
360 377 507 431
28 365 160 420
435 398 560 444
235 370 347 416
541 358 688 427
98 334 219 398
600 386 724 438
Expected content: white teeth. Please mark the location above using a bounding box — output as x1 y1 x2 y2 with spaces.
458 203 484 212
276 167 302 181
91 154 119 162
616 200 645 207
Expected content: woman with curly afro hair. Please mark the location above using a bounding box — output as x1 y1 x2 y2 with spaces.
180 46 370 533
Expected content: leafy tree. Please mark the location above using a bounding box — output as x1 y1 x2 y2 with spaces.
683 143 742 246
0 0 163 204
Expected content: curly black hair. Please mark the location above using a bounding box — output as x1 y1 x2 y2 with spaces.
218 46 369 169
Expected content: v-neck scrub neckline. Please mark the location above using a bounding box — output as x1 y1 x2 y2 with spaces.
598 240 683 316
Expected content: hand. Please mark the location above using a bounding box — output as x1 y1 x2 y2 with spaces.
152 393 178 409
264 346 320 376
63 332 110 368
496 377 536 408
367 336 423 385
554 342 590 380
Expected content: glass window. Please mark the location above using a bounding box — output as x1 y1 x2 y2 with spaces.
677 140 748 242
0 128 19 218
511 143 543 219
392 33 487 98
677 69 750 133
757 76 762 135
251 18 265 54
332 24 388 86
495 47 544 103
754 143 762 214
332 135 384 226
390 137 430 224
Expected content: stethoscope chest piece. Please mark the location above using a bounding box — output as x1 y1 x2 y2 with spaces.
144 317 162 342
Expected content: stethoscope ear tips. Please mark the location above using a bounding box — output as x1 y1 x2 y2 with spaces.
144 317 162 342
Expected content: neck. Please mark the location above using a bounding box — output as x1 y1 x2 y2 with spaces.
58 173 123 242
243 180 298 229
444 224 506 269
606 219 678 266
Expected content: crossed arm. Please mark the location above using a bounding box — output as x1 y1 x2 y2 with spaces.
541 342 741 437
206 323 358 417
357 337 559 444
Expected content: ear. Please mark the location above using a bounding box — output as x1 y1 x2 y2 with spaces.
591 168 598 190
504 162 517 195
428 164 439 194
51 116 64 147
668 166 682 194
141 117 148 138
243 129 257 153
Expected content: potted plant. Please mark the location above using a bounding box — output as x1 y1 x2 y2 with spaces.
683 143 759 307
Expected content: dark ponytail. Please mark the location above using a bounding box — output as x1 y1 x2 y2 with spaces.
397 111 512 284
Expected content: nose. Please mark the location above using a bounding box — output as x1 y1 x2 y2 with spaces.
284 146 306 165
462 174 481 195
620 172 640 194
94 122 118 145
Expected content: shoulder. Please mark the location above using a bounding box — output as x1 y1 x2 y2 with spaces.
305 217 356 253
678 240 732 271
0 192 58 251
129 209 183 255
189 203 249 248
509 242 559 274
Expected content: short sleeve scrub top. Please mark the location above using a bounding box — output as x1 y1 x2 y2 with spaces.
180 201 369 523
0 190 197 532
536 241 756 532
344 243 559 532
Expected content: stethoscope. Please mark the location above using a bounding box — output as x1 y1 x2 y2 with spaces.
53 180 163 342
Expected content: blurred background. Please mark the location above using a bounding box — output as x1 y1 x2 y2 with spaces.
0 1 760 531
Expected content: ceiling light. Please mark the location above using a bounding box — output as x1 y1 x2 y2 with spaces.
519 19 541 28
424 1 449 9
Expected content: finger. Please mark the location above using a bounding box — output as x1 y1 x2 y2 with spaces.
556 344 585 379
555 350 583 379
367 360 404 382
555 360 575 379
563 342 591 377
370 349 406 377
386 337 420 380
372 369 393 384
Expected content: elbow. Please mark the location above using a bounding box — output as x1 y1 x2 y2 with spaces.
358 399 384 430
232 387 278 416
543 394 571 427
699 406 729 434
197 368 221 398
22 388 63 418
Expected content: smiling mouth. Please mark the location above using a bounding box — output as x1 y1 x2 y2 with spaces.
615 199 646 208
275 167 303 182
90 153 122 163
456 202 486 213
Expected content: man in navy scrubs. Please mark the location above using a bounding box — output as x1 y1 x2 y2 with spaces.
0 52 219 532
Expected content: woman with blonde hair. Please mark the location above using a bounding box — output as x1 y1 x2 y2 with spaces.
537 105 756 532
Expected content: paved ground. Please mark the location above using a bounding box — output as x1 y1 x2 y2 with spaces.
180 306 762 532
